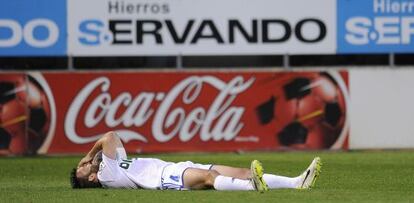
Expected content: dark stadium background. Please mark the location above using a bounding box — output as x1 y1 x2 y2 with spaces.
1 54 413 70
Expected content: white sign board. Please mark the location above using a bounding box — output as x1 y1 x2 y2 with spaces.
350 68 414 149
68 0 336 56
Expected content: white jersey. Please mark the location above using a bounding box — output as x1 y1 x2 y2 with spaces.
97 149 172 189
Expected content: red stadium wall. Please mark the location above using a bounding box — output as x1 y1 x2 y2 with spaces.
0 71 349 155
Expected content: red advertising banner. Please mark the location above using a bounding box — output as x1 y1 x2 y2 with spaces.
0 71 349 155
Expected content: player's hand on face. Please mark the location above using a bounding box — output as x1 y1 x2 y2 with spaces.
78 155 93 168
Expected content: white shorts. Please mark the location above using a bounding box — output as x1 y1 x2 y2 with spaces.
160 161 212 190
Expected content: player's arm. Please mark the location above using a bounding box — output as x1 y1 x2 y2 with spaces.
77 131 123 167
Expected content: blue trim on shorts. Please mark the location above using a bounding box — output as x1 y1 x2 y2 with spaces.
161 183 183 190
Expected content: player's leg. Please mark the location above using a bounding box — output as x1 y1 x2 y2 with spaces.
212 164 299 189
259 156 322 189
212 162 305 189
182 168 254 191
210 165 251 179
182 168 218 190
183 157 322 190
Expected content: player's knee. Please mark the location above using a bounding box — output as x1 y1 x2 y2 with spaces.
205 170 220 186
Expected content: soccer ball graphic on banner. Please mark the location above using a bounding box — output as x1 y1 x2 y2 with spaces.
0 74 51 155
256 72 347 149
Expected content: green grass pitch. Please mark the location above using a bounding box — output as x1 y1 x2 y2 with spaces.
0 151 413 203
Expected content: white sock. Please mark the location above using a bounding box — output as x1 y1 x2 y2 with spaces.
213 175 254 191
263 174 301 189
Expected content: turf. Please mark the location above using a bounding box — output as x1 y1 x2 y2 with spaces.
0 151 413 203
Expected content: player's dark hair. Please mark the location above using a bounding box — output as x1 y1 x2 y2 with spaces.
70 168 81 188
70 168 102 189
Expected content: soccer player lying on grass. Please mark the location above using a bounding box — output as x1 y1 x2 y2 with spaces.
70 131 321 192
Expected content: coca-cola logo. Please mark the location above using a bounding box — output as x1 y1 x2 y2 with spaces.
65 75 255 144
